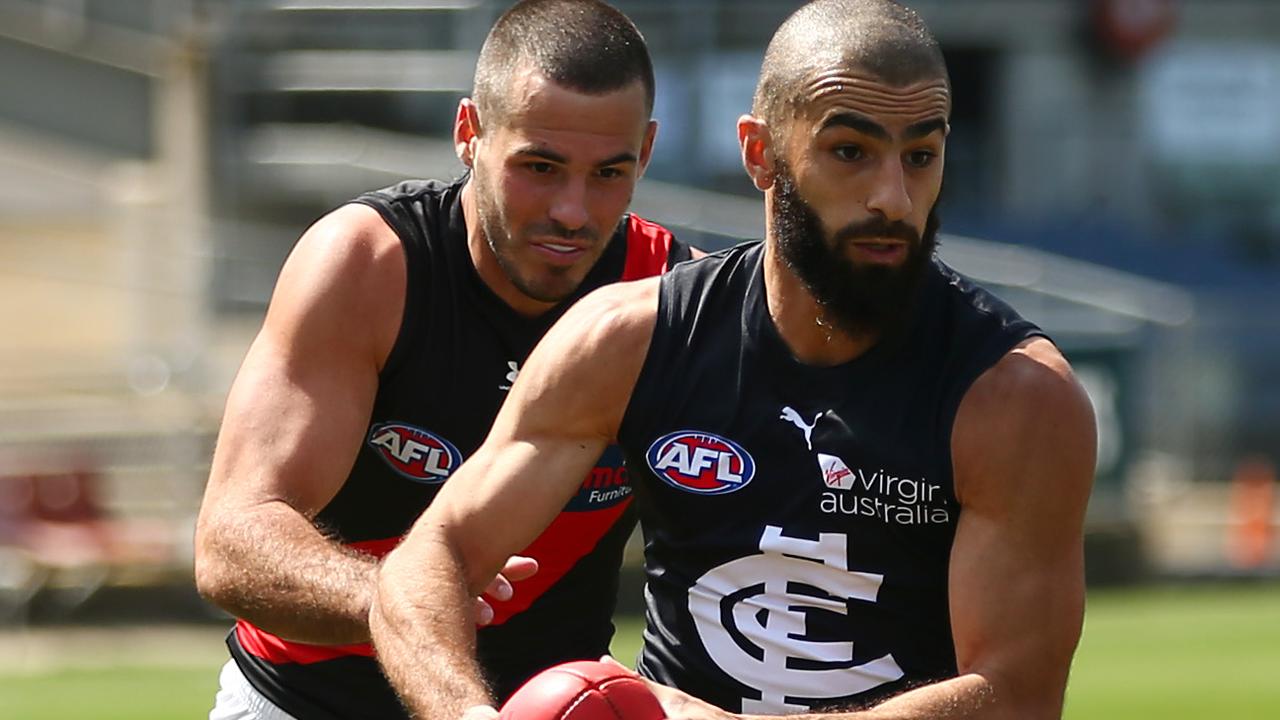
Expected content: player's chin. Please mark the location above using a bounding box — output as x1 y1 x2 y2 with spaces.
522 271 590 305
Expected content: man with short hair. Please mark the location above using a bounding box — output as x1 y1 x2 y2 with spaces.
194 2 693 718
371 1 1097 718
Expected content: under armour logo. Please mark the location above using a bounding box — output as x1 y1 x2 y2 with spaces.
500 361 520 391
780 406 828 451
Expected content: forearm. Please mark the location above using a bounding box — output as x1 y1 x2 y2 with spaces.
836 674 994 719
736 674 997 720
749 671 1064 720
372 531 493 718
195 502 376 645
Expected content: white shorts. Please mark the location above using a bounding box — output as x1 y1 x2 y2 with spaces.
209 659 299 720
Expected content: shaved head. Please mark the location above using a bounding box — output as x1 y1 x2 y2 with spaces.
753 0 949 129
474 0 655 126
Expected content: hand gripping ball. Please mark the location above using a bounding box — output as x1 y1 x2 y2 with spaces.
498 660 666 720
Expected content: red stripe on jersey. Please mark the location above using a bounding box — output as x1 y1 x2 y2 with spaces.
621 214 676 281
486 497 632 626
235 620 375 664
349 537 401 557
234 501 629 663
234 538 401 665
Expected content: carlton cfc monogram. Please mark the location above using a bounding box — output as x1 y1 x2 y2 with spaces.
689 525 904 713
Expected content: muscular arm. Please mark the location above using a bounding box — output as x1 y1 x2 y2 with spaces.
370 279 660 718
651 337 1097 720
194 203 404 645
937 337 1096 719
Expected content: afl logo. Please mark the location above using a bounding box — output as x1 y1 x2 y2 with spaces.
367 422 462 484
646 430 755 495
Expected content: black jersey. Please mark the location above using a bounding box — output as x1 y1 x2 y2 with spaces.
229 177 691 720
617 241 1042 713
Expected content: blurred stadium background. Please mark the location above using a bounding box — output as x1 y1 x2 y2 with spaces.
0 0 1277 717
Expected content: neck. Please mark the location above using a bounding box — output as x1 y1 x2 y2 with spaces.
460 178 557 318
762 239 879 366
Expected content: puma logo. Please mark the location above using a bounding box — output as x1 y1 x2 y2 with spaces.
780 406 828 451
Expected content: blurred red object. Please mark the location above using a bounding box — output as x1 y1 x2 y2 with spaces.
1228 456 1277 570
1091 0 1177 61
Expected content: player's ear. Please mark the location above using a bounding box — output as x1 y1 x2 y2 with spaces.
455 98 482 167
636 120 658 178
739 114 775 191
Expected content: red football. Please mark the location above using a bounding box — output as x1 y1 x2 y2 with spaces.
498 660 667 720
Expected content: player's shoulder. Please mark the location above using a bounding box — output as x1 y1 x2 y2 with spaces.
354 177 460 216
285 202 403 280
964 338 1091 425
982 338 1081 404
305 202 398 249
658 239 764 301
266 202 405 336
953 338 1096 493
307 176 462 250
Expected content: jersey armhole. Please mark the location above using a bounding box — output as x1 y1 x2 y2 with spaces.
350 197 419 382
938 324 1049 492
617 273 679 444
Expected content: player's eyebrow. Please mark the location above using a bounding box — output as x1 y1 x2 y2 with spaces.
596 152 639 167
819 112 946 142
511 146 638 168
904 118 947 141
512 145 569 164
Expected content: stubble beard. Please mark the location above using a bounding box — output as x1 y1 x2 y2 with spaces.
471 167 578 304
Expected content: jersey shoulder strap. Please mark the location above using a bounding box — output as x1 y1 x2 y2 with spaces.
622 213 690 281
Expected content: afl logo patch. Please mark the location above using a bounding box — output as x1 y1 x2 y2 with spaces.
646 430 755 495
367 422 462 484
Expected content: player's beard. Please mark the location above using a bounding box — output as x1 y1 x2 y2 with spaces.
771 160 939 340
471 167 596 304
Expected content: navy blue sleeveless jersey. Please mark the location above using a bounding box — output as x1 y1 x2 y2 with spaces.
617 241 1042 714
228 177 691 720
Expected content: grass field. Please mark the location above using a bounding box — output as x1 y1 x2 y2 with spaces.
1062 583 1280 719
1 583 1277 719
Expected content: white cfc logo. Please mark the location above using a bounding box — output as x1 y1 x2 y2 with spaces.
688 525 904 713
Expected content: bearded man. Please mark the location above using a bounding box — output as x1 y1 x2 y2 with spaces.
372 2 1096 718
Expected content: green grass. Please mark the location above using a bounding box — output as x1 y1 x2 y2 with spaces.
2 584 1278 718
0 665 219 720
613 584 1280 719
1064 583 1280 719
609 614 645 667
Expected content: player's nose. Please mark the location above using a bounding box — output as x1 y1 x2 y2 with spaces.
548 177 589 230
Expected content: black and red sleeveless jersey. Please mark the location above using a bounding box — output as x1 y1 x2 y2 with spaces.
617 242 1042 713
228 177 691 719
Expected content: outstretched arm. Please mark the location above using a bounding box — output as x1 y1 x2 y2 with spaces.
648 337 1097 720
371 278 661 718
